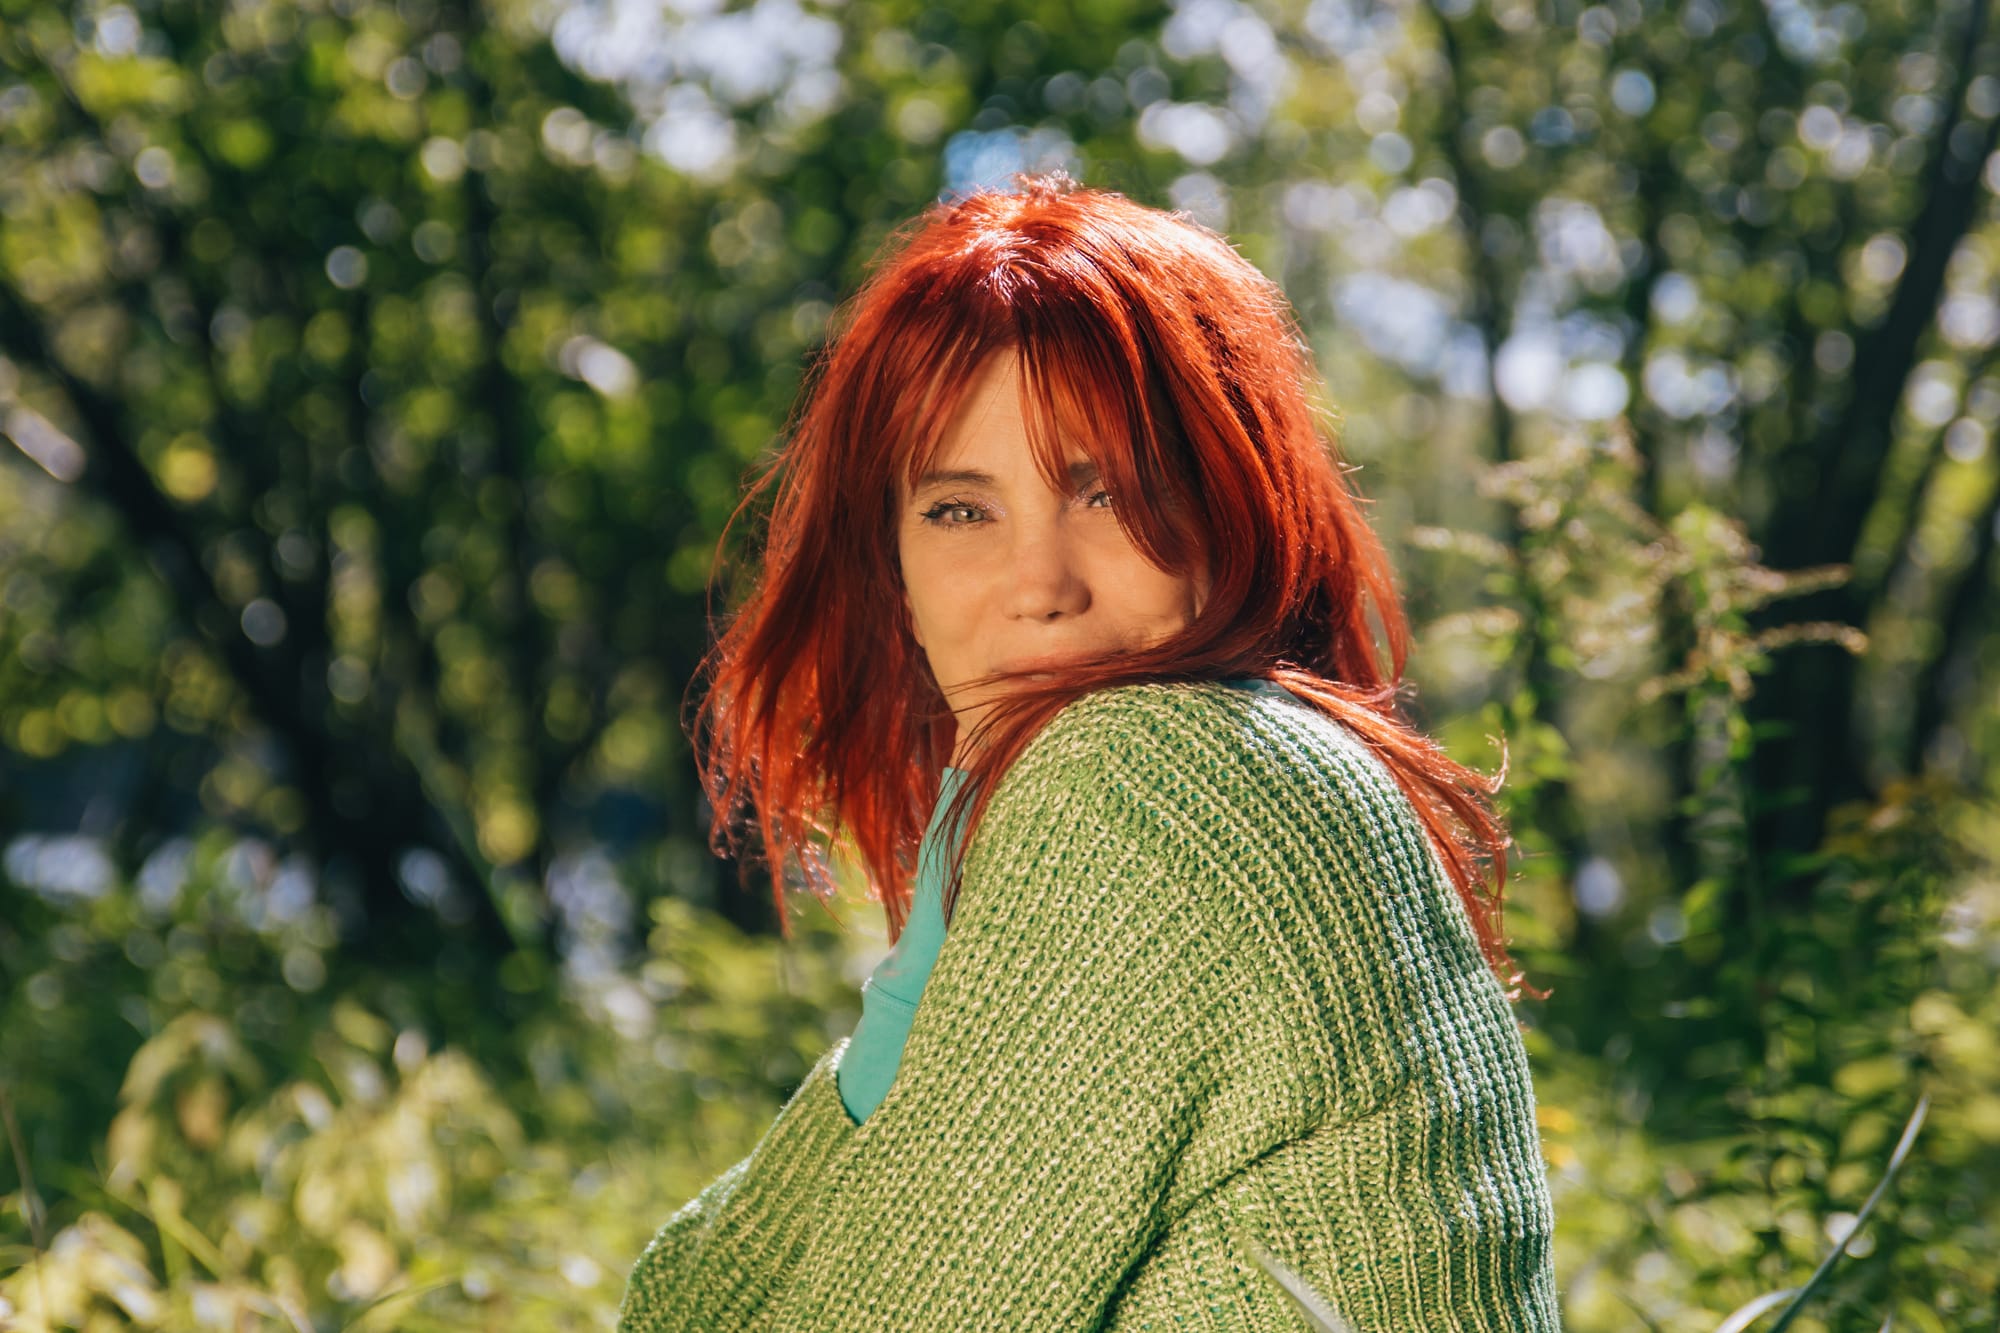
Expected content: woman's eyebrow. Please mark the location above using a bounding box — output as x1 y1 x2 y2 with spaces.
912 460 1101 492
912 468 995 490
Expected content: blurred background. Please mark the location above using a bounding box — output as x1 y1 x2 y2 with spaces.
1 0 1996 1326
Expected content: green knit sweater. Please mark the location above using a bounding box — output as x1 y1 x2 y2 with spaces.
619 680 1559 1332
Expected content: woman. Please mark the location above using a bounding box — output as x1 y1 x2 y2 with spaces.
620 174 1559 1331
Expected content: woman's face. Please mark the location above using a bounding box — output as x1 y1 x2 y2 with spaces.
896 347 1209 763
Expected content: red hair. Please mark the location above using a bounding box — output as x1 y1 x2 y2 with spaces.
689 173 1532 995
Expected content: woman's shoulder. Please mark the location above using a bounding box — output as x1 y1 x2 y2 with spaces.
981 678 1428 884
1001 677 1397 811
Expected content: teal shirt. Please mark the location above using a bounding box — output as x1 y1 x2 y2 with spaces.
836 679 1286 1126
837 763 972 1125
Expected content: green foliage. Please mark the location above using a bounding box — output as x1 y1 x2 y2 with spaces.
1 851 864 1330
1412 426 1999 1330
3 0 1997 1327
1532 778 1997 1331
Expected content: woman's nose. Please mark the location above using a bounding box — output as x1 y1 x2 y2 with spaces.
1004 528 1090 621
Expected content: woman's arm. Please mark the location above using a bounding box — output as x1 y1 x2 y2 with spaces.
617 1041 857 1332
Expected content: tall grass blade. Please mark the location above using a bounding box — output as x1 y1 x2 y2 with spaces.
244 1290 317 1333
1715 1289 1800 1333
1237 1232 1357 1333
336 1276 464 1331
1763 1092 1929 1333
1713 1092 1930 1333
0 1082 50 1333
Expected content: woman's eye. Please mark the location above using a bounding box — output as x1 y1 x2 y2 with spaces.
1083 488 1114 509
920 501 985 526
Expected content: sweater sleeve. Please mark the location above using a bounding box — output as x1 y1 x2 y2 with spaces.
617 1039 857 1332
762 691 1353 1331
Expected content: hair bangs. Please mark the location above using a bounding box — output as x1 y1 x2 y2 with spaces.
882 305 1012 501
1011 300 1204 578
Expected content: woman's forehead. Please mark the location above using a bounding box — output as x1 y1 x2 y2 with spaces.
932 350 1039 457
903 352 1108 485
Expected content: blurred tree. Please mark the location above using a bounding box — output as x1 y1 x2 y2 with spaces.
0 0 1205 971
1382 0 2000 918
4 0 2000 1324
0 0 744 992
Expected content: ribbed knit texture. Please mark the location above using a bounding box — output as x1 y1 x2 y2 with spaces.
619 680 1559 1332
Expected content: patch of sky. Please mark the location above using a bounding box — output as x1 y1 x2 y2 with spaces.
1164 0 1283 83
138 836 194 914
1439 328 1491 401
1648 903 1688 945
1533 198 1627 294
1765 0 1865 66
1331 272 1456 378
1168 172 1230 230
551 0 836 96
941 126 1078 198
1904 361 1961 430
546 848 651 1033
645 87 737 183
1138 100 1239 166
1301 0 1404 57
90 4 142 56
1369 132 1414 175
1282 180 1365 232
1529 105 1577 147
1651 271 1702 326
548 847 633 944
3 404 86 482
1494 328 1565 412
4 833 116 904
1574 854 1625 918
261 854 319 929
559 335 639 399
546 0 843 181
1162 0 1238 61
1493 311 1631 419
1943 418 1989 466
1644 350 1739 419
1380 179 1457 239
1938 290 2000 351
222 836 276 896
397 846 467 924
1553 309 1629 363
1159 0 1291 132
1563 363 1631 420
1609 67 1656 118
1689 425 1740 485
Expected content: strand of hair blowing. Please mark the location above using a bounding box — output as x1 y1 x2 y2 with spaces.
687 173 1535 997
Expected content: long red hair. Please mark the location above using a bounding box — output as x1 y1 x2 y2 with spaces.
689 173 1530 994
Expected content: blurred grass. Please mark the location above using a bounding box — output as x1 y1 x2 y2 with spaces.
4 0 2000 1326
